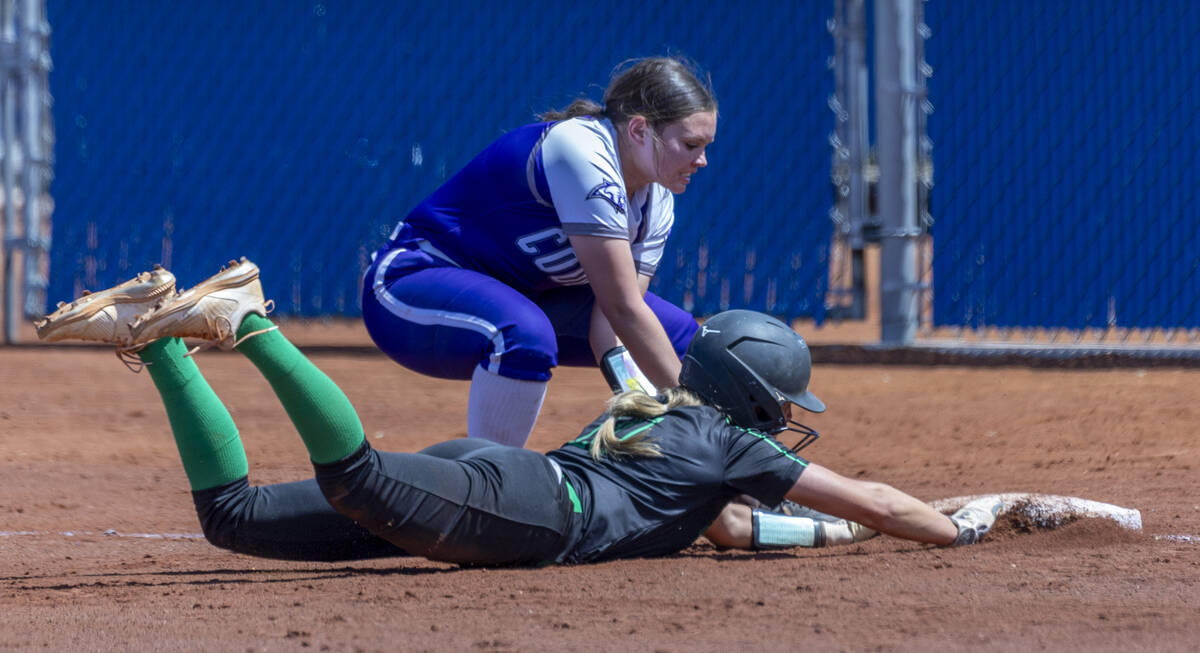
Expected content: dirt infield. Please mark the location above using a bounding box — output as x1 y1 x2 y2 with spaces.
2 320 1198 651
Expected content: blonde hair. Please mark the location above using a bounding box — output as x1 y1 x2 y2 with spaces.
589 387 705 460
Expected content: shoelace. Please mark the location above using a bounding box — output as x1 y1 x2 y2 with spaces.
112 299 278 367
182 299 276 359
115 343 150 373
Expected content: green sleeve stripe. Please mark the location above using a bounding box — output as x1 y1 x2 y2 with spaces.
731 424 809 467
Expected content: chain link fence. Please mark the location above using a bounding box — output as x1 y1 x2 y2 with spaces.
0 0 52 343
34 1 1197 352
40 1 834 328
826 0 1199 357
925 0 1200 345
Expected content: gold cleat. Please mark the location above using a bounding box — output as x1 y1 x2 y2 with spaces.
35 266 176 346
129 257 274 353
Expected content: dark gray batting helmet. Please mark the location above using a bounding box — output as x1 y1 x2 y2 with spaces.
679 309 825 437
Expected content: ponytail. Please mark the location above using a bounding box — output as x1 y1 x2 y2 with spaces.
538 97 605 122
589 387 705 460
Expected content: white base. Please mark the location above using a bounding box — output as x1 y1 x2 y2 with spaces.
931 493 1142 531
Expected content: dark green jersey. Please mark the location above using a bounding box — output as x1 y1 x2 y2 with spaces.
547 404 809 564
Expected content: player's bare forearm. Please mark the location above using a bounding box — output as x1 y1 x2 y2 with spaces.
786 464 958 545
571 235 683 389
588 303 621 362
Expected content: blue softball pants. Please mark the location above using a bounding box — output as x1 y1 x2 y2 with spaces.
361 247 699 382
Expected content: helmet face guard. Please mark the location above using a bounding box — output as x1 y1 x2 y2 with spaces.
679 310 825 438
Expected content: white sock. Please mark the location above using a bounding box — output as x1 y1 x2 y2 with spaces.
467 366 548 447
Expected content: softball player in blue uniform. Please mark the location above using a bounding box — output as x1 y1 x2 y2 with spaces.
37 262 1001 564
362 56 716 447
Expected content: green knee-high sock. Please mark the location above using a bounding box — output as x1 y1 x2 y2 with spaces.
233 313 365 464
138 338 249 491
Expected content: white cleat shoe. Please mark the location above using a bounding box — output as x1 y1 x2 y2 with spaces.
34 266 176 345
129 257 274 351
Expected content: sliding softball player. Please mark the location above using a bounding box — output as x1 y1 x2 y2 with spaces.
36 264 1000 564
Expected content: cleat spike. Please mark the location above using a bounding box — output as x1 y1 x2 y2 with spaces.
130 258 271 351
34 267 176 346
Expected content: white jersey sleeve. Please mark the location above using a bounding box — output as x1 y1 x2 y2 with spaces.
541 117 675 276
629 185 674 276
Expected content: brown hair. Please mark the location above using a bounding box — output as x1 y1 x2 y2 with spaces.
539 56 717 130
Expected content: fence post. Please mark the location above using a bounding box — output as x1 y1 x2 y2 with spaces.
1 0 50 343
2 0 17 343
874 0 919 345
19 0 50 323
828 0 871 320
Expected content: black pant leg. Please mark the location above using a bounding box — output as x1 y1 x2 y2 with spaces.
192 476 406 562
417 437 501 459
313 441 573 566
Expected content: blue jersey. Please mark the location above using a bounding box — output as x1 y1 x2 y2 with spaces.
382 117 675 296
547 405 809 564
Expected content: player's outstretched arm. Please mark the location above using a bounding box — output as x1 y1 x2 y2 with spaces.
704 501 878 550
785 463 984 546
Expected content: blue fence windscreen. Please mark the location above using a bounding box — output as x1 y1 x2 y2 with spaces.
47 1 834 322
926 0 1199 330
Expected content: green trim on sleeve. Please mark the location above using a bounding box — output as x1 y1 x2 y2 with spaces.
727 420 810 467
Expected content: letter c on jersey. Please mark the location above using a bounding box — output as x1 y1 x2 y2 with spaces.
515 227 588 285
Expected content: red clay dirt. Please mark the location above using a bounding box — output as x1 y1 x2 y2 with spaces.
1 319 1197 651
